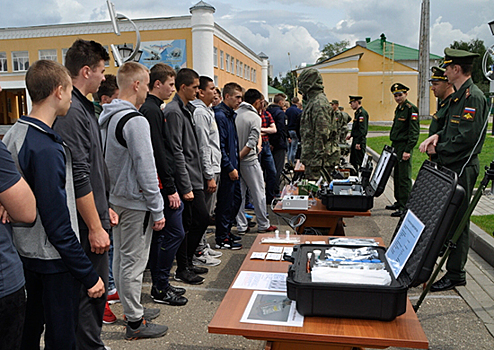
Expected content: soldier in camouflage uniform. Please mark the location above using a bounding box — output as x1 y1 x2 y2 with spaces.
420 48 488 292
297 68 339 181
338 106 352 144
387 83 420 217
347 96 368 170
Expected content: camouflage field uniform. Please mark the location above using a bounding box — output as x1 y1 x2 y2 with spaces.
337 110 352 156
297 68 339 181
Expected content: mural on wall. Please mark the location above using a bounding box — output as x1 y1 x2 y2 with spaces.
138 40 187 71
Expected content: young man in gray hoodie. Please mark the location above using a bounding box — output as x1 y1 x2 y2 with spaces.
235 89 277 234
99 62 167 340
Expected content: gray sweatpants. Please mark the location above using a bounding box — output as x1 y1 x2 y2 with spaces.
112 205 153 322
236 160 270 232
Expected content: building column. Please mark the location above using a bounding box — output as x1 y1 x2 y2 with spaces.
189 1 215 78
259 52 269 99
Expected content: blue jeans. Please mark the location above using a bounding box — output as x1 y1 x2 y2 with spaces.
287 130 298 165
259 141 277 203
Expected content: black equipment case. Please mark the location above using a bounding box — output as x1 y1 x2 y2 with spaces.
320 145 397 211
287 161 465 321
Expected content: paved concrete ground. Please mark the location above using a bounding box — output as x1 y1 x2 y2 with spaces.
99 177 494 349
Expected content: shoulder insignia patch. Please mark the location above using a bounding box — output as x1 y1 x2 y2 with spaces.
465 88 471 99
359 116 364 122
411 113 418 120
462 107 476 121
406 103 412 108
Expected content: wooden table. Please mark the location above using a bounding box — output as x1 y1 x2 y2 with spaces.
273 197 371 236
208 234 429 350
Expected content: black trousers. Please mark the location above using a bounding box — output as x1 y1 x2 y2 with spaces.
176 189 209 271
21 270 80 350
215 173 242 243
0 285 26 350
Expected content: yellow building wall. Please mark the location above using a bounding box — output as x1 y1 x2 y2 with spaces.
213 36 262 91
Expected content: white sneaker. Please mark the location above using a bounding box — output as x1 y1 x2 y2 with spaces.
204 243 222 257
193 251 221 267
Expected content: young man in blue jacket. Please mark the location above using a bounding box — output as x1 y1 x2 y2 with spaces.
4 59 105 350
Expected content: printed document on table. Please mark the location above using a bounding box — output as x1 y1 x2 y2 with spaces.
385 210 425 279
232 271 287 291
240 291 304 327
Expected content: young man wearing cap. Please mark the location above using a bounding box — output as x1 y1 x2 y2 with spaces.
428 66 455 137
420 48 489 292
347 96 368 170
387 83 420 217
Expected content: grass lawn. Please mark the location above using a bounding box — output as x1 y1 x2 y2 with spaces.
368 125 392 132
366 134 494 189
471 215 494 237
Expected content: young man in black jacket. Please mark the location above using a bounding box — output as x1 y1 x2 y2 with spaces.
267 93 288 195
140 63 187 305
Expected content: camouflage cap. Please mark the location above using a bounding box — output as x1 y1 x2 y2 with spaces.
429 66 447 82
349 96 362 103
390 83 409 94
330 99 339 105
297 68 324 96
441 47 479 68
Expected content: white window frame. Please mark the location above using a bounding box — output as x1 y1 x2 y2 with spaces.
38 49 57 61
220 50 224 70
0 52 7 72
213 47 218 68
225 54 230 72
230 57 234 74
12 51 29 72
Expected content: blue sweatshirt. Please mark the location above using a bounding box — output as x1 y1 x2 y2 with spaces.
213 102 239 174
3 117 99 289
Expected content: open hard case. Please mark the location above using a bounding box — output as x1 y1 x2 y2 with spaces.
319 145 397 211
287 161 465 321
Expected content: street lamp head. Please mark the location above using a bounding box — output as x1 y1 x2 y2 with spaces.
489 20 494 36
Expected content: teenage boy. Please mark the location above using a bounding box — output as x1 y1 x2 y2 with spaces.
53 39 114 350
4 59 105 350
100 62 167 339
140 63 188 305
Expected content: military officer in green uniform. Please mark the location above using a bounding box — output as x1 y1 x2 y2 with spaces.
419 48 488 292
387 83 420 217
429 66 455 137
297 68 339 181
347 96 369 170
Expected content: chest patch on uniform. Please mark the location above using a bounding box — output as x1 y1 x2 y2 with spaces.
462 107 475 121
411 113 418 120
451 117 460 124
398 118 406 121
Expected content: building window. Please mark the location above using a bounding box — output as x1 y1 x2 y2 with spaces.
220 50 224 70
230 57 234 74
252 69 257 83
12 51 29 72
39 49 57 61
0 52 7 72
62 48 69 66
246 66 250 81
236 59 240 76
213 47 218 68
244 64 248 80
214 75 218 86
225 54 230 72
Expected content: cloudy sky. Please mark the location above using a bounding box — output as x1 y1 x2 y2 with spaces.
1 0 494 76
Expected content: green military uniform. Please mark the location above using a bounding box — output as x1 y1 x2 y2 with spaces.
432 49 488 284
298 68 340 181
348 96 368 170
389 83 420 212
336 108 352 156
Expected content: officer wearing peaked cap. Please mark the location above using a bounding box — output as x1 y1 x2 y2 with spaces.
347 96 368 170
428 66 454 140
420 47 488 292
387 83 420 217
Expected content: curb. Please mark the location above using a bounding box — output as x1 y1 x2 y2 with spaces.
367 146 494 268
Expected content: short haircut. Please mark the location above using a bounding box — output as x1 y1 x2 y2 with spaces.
222 82 242 99
116 62 149 91
215 87 221 95
455 63 473 76
65 39 110 78
199 76 214 91
291 96 300 104
243 89 263 105
149 63 177 90
175 68 199 91
26 60 71 104
274 93 287 104
94 74 118 101
338 106 345 111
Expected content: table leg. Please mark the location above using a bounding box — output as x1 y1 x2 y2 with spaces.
265 340 354 350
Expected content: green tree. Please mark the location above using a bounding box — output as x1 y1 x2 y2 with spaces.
317 40 350 63
280 71 297 100
450 39 492 96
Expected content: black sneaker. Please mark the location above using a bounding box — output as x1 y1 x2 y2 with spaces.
189 265 208 275
229 233 242 242
174 269 204 285
125 319 168 340
151 286 188 306
215 238 242 250
168 285 186 296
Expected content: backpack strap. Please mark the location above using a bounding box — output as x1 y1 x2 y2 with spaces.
115 112 142 148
